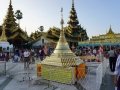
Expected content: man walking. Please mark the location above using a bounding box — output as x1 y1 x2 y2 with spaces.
24 49 30 69
108 47 117 72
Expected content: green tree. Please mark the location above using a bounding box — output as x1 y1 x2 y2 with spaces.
38 26 44 32
15 10 23 25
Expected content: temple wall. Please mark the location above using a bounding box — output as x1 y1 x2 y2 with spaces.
32 36 56 48
32 36 51 46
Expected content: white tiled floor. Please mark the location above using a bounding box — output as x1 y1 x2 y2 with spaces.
0 58 112 90
1 60 77 90
0 76 6 84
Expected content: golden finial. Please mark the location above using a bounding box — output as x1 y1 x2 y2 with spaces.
72 0 74 7
10 0 12 5
110 25 112 30
60 7 64 29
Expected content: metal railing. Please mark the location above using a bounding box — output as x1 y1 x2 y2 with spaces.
0 61 6 75
76 58 107 90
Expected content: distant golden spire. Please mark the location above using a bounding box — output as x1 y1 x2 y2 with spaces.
0 24 7 42
110 25 112 30
107 24 114 34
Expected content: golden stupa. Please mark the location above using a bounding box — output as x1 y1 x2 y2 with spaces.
40 8 83 84
0 24 7 42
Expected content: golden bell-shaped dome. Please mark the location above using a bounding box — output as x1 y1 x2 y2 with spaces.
41 8 83 67
53 29 72 54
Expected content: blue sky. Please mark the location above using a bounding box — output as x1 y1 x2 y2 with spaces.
0 0 120 39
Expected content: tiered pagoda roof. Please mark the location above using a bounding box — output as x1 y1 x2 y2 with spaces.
30 0 89 44
90 25 120 42
65 0 88 40
106 25 114 35
0 0 29 46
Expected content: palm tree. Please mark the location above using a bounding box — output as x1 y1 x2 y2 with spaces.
15 10 23 25
38 26 44 32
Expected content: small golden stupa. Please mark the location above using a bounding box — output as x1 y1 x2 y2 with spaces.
40 8 83 84
0 24 7 42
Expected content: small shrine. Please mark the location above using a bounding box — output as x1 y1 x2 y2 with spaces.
37 8 84 84
0 24 13 52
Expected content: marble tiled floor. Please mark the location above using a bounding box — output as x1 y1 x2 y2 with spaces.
0 59 77 90
0 58 115 90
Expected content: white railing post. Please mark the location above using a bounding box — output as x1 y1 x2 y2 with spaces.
102 57 108 85
0 61 6 75
96 63 103 90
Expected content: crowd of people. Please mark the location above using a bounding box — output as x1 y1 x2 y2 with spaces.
0 45 118 64
0 46 54 69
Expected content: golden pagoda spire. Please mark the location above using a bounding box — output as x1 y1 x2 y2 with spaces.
41 7 83 67
60 7 64 29
53 7 72 54
109 25 112 31
0 23 7 42
107 25 114 35
40 7 83 83
110 25 111 30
